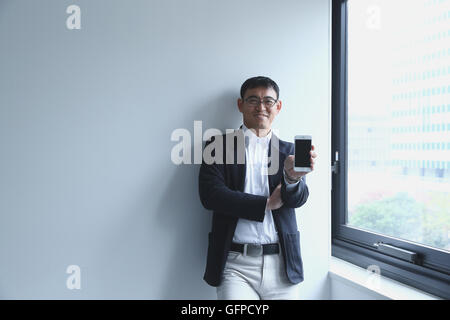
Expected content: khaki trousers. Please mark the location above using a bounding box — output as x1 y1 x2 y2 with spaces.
216 250 301 300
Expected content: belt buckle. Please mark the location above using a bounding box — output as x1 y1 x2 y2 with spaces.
244 244 263 257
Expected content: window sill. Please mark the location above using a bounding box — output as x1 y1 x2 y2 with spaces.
328 257 441 300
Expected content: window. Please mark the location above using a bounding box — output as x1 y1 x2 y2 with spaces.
332 0 450 299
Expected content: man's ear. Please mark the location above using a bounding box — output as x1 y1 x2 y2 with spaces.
237 98 244 113
276 100 282 113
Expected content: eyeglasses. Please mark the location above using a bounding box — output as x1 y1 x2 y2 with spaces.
244 97 278 108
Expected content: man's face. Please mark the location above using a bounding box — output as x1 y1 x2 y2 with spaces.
237 86 282 131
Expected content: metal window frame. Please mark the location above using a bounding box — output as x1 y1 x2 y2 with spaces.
331 0 450 299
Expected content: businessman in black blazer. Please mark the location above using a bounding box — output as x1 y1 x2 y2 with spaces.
198 76 316 299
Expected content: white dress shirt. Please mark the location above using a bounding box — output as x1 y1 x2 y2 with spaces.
232 124 299 245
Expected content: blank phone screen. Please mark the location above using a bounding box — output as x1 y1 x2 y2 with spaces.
295 139 311 168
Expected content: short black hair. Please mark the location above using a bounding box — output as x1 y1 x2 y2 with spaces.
240 76 280 100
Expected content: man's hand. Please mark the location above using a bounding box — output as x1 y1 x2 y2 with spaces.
266 183 283 211
284 145 317 181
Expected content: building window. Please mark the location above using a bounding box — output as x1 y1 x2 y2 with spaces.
332 0 450 299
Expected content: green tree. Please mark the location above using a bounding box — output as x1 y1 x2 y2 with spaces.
349 192 423 243
421 192 450 250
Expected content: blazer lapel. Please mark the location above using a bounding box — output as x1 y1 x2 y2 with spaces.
268 133 282 193
235 127 246 192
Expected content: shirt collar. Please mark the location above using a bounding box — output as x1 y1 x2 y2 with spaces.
241 124 272 146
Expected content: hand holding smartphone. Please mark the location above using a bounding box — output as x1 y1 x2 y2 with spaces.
294 135 312 172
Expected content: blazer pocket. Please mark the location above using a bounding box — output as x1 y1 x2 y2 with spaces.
206 232 226 268
282 231 304 283
206 232 219 264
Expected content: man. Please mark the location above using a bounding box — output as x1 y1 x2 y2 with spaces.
198 76 316 300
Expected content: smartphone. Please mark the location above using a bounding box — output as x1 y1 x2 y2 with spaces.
294 135 312 172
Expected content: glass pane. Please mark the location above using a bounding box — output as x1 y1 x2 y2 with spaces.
347 0 450 251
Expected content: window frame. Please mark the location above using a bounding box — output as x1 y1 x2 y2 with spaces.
331 0 450 299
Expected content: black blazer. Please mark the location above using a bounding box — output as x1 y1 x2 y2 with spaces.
198 128 309 287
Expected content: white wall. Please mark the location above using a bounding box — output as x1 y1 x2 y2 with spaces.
274 4 332 300
0 0 331 299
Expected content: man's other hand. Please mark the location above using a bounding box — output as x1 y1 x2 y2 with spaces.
266 183 283 211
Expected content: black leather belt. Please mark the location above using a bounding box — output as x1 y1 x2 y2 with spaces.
230 242 280 256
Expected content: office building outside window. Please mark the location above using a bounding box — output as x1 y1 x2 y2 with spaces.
347 0 450 251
